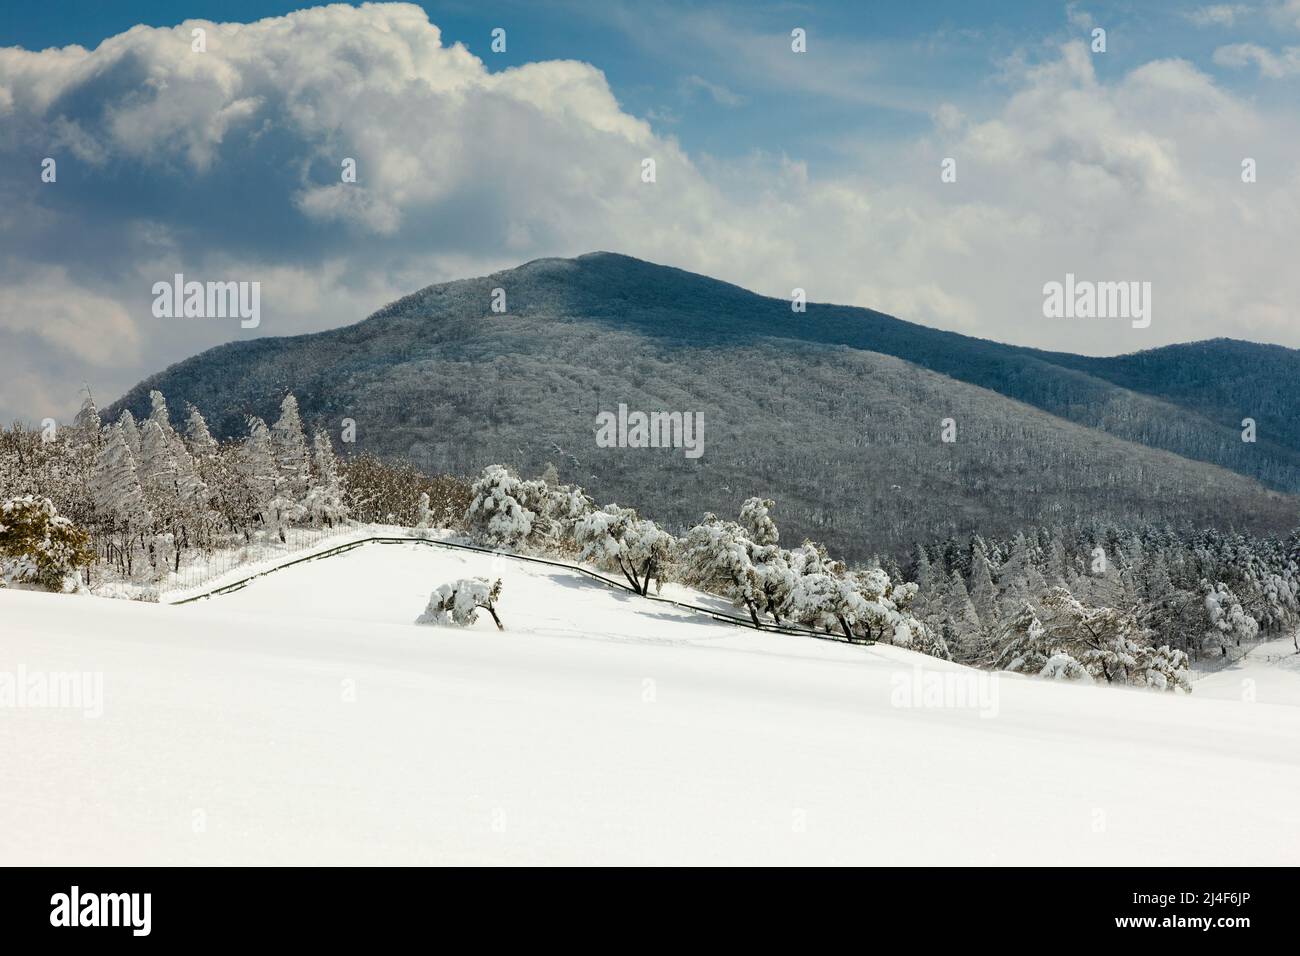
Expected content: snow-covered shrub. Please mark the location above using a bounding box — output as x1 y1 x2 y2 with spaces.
464 465 547 549
415 577 504 630
738 497 779 546
575 504 673 595
786 564 929 646
1136 644 1192 693
1039 652 1092 683
1019 586 1193 692
678 515 765 624
0 495 94 591
542 482 595 553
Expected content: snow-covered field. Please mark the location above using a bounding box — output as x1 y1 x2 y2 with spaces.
3 540 1299 865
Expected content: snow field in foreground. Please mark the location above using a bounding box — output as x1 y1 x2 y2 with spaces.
2 542 1299 865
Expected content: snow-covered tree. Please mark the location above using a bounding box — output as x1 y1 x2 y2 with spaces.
117 409 142 460
463 465 552 550
415 577 503 629
137 420 180 517
738 497 779 547
72 392 101 445
943 570 984 662
185 403 218 460
92 422 148 518
1201 580 1259 656
241 417 277 524
575 504 673 595
678 514 765 625
1036 586 1190 691
304 429 348 527
270 394 312 503
0 495 93 591
969 544 999 626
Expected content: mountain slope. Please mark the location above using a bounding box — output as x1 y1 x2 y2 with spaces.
106 253 1299 558
4 543 1298 864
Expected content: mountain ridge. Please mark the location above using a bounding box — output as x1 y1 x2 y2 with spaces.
105 252 1300 558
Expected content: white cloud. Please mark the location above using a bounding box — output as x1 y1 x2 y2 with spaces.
1268 0 1300 30
1066 4 1096 31
1 5 1299 423
1185 5 1251 27
1213 42 1300 76
681 74 745 107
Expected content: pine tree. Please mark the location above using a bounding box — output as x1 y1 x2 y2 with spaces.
969 545 999 627
117 409 141 459
90 424 151 572
73 391 101 442
185 403 218 460
304 429 348 527
270 394 311 502
943 569 983 660
242 417 277 524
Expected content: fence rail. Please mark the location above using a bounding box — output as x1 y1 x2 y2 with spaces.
169 533 871 645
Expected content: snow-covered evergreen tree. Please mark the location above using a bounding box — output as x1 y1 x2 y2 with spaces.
304 429 348 527
464 465 540 549
0 495 94 591
117 409 142 460
270 394 312 503
241 416 278 525
185 403 218 460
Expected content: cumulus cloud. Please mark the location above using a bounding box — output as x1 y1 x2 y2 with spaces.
0 4 1298 423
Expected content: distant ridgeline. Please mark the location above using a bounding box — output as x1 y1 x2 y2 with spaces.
105 253 1300 560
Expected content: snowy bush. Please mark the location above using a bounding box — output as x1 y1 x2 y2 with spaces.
678 515 766 624
415 577 504 630
464 465 545 549
0 495 94 591
575 504 673 595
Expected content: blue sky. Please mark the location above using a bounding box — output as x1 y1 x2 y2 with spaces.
1 1 1299 421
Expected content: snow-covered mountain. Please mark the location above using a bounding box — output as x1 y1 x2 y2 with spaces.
105 253 1300 559
3 539 1297 865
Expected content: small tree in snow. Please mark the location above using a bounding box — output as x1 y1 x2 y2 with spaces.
415 577 504 630
0 495 94 591
575 504 673 595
